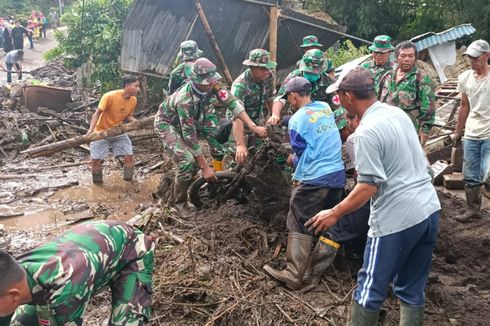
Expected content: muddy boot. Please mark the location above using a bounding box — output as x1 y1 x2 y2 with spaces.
263 232 313 290
123 166 134 181
400 302 424 326
302 236 340 292
92 170 103 184
456 185 482 222
173 179 193 218
350 300 379 326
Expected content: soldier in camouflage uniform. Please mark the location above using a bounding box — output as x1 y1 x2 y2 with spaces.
361 35 395 93
168 40 203 94
0 220 154 326
296 35 335 77
267 49 337 125
228 48 276 163
379 41 436 145
154 58 267 217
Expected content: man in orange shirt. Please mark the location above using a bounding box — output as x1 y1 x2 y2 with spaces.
88 75 140 184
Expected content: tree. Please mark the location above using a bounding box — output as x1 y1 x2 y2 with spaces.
318 0 489 43
46 0 133 92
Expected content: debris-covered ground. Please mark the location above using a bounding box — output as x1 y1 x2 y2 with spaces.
1 59 489 326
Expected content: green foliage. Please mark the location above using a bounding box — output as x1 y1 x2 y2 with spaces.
0 0 67 17
48 0 133 92
326 40 369 68
316 0 489 43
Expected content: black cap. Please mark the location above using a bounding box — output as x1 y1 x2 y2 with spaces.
281 76 312 99
327 66 375 93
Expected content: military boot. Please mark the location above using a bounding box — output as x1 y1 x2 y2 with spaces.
302 236 340 291
456 185 482 222
350 300 379 326
400 302 424 326
173 179 193 218
263 232 313 290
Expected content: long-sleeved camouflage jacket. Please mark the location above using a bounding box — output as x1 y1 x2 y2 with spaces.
155 81 244 157
168 62 187 95
228 68 275 124
378 66 436 134
361 58 395 92
274 69 337 109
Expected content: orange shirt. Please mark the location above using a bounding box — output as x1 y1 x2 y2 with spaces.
95 90 137 132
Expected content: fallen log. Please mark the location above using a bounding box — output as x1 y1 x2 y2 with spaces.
21 117 154 157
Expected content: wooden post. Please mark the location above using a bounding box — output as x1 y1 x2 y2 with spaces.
194 0 234 85
269 6 278 62
269 5 279 86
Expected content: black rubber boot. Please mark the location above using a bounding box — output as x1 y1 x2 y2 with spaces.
456 185 482 222
92 170 103 184
400 302 424 326
302 236 339 291
173 179 193 218
263 232 313 290
350 300 379 326
123 166 134 181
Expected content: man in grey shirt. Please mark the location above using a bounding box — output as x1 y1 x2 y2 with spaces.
306 67 441 326
4 49 24 83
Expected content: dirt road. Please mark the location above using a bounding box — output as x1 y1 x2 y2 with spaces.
1 27 63 85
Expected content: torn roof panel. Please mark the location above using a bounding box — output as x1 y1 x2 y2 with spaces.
121 0 363 79
411 24 476 51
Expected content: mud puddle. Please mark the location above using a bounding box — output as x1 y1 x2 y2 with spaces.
1 172 160 230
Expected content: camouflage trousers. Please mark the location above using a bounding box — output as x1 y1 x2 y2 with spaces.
155 122 224 182
2 238 154 326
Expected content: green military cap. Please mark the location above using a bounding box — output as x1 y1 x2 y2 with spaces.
334 107 348 130
300 35 322 48
368 35 395 53
180 40 203 61
242 48 277 69
299 49 326 74
185 58 222 85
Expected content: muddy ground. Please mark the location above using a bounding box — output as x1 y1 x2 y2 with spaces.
3 149 488 325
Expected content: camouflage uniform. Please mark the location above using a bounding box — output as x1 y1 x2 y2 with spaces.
361 58 395 92
229 49 276 126
363 35 395 93
276 70 336 111
4 221 154 326
168 40 203 94
378 66 436 135
154 59 245 182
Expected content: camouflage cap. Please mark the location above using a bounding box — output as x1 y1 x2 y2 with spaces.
185 58 222 85
299 49 326 74
300 35 322 48
242 48 277 69
368 35 394 53
179 40 203 61
334 107 348 130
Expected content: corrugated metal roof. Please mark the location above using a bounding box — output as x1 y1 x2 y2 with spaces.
121 0 363 81
411 24 476 51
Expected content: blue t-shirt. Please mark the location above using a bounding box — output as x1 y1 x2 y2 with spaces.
288 101 345 187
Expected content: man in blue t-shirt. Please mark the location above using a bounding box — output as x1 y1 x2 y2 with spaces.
263 77 346 290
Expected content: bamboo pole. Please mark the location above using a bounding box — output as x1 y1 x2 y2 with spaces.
194 0 234 85
21 117 154 157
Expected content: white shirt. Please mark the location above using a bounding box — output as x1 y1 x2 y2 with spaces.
355 101 441 237
457 68 490 139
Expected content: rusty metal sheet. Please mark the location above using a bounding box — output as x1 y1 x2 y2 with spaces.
23 85 73 112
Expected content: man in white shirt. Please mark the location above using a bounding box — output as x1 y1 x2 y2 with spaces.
453 39 490 222
306 67 441 326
